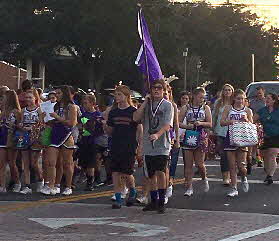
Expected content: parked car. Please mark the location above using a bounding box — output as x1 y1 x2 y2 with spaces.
245 81 279 99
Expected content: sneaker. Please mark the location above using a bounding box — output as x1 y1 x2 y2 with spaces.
203 180 210 192
12 183 21 193
166 185 173 198
104 179 113 186
111 194 116 201
184 188 193 197
62 188 72 196
266 175 273 185
36 181 44 193
164 197 168 205
136 196 149 205
227 187 238 197
20 187 32 195
126 194 137 207
41 186 57 195
112 203 122 209
123 187 129 195
85 182 94 191
257 161 263 167
142 202 158 212
241 176 249 192
0 187 7 193
54 185 61 194
93 179 104 187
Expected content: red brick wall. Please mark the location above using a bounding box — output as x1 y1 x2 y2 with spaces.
0 61 27 90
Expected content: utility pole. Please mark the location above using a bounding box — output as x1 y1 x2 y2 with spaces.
252 54 255 83
183 48 189 91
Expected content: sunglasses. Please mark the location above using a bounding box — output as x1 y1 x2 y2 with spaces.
151 85 163 90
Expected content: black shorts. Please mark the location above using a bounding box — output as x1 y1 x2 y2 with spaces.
111 151 135 175
144 155 169 178
78 143 97 169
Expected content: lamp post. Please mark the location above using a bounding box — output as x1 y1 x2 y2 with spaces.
196 59 202 87
183 48 189 91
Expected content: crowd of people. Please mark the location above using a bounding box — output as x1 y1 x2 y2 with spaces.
0 79 278 214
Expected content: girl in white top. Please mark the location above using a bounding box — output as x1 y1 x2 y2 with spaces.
19 90 44 195
212 84 234 185
179 88 212 197
221 89 253 197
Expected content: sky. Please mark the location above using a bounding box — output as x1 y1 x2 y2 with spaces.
180 0 279 27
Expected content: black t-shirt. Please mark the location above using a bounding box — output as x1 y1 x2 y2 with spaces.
107 106 138 150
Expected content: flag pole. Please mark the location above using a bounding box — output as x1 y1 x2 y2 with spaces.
137 2 151 92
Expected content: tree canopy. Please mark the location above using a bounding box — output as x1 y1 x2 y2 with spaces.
0 0 278 94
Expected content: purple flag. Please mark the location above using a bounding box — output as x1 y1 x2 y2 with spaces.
135 9 163 85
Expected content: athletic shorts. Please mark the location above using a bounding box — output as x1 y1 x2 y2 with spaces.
144 155 169 178
78 143 97 169
110 152 135 175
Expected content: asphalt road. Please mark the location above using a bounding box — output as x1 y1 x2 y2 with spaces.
1 157 279 241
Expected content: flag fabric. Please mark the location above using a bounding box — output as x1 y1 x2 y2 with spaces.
135 9 163 85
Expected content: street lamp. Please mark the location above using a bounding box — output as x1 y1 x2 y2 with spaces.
183 48 189 91
196 59 202 88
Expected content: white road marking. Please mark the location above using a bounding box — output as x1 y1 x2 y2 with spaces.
218 223 279 241
196 177 279 185
29 217 169 237
109 222 169 237
29 217 124 229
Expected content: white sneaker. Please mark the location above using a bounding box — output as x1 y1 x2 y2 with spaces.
12 183 21 193
41 186 57 195
166 185 173 198
164 197 169 204
62 188 72 196
241 176 249 193
136 196 149 205
36 181 44 193
20 187 32 195
203 180 210 193
54 185 61 194
122 187 129 196
184 188 193 197
111 194 116 201
111 192 127 201
227 187 238 197
0 186 7 193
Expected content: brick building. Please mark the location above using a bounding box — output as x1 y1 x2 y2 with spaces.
0 61 27 90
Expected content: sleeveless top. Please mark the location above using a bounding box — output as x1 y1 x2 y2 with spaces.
22 107 40 126
185 105 206 123
228 106 247 121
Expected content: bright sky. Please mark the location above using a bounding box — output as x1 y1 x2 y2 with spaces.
182 0 279 27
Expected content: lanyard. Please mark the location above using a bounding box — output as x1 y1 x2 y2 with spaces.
191 105 202 121
150 99 164 118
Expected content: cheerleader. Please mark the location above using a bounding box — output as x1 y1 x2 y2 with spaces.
105 85 142 209
0 90 21 193
179 88 212 196
41 86 78 196
19 89 44 194
221 89 253 197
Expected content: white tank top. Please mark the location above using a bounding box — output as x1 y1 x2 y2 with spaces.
228 106 247 121
23 107 40 125
185 105 206 123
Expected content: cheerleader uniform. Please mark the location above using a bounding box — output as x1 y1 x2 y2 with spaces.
22 107 41 151
0 112 17 148
183 105 207 150
224 106 248 151
49 105 76 149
